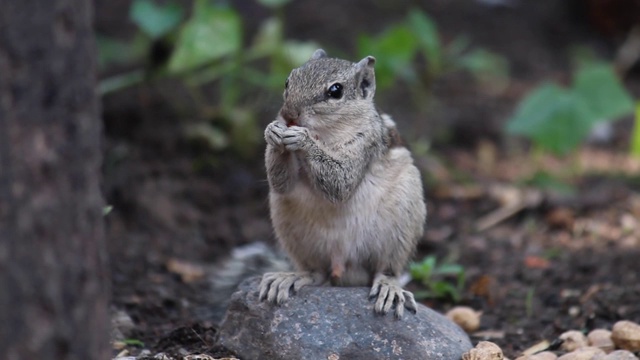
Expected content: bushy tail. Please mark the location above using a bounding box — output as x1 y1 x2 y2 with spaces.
205 242 292 324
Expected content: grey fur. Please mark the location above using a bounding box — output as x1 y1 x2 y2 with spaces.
206 243 291 324
261 50 427 318
309 48 328 60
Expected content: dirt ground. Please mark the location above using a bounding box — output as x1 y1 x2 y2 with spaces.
100 1 640 358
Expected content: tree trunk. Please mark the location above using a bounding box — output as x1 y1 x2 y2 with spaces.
0 0 109 359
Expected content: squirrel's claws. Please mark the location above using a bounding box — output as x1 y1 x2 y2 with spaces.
259 272 317 305
282 127 310 152
370 274 417 319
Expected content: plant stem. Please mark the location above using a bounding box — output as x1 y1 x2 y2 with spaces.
631 102 640 157
525 287 535 318
99 70 146 95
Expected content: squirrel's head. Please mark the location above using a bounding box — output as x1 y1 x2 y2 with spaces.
279 49 377 130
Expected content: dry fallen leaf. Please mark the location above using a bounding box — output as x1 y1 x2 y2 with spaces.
469 275 498 306
521 340 551 356
545 208 575 229
166 258 206 283
476 185 543 232
524 256 551 270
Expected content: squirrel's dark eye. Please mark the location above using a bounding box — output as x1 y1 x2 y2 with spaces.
285 79 289 89
327 83 343 99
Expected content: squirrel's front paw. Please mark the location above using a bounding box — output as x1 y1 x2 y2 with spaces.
369 274 418 319
282 126 311 152
265 120 287 148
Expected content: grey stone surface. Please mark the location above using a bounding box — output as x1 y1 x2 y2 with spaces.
217 277 472 360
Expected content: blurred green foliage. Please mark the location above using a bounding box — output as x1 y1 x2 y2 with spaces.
168 2 241 73
97 35 148 69
507 63 634 155
98 1 508 158
521 170 576 195
357 9 509 93
122 338 145 347
99 0 313 157
130 0 184 39
410 255 466 302
257 0 291 7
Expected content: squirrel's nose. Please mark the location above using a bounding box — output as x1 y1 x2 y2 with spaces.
280 107 299 125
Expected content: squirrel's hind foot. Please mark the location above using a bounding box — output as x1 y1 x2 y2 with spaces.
369 273 417 319
259 271 321 305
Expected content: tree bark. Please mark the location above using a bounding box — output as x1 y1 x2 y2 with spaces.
0 0 109 359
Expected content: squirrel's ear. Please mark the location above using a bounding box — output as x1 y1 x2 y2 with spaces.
309 49 328 60
355 56 376 100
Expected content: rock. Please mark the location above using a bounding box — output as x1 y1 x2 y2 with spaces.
217 277 472 360
110 309 136 342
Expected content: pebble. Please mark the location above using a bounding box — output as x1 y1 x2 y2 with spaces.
559 330 588 352
557 346 605 360
612 320 640 352
462 341 504 360
588 329 614 353
447 306 482 333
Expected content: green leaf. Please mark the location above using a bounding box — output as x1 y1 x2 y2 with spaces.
123 338 145 347
457 48 509 80
184 123 229 150
456 271 466 291
410 256 436 280
168 1 241 73
409 266 423 281
524 171 576 195
506 83 595 155
434 263 464 276
568 45 598 69
572 63 634 122
431 281 460 301
99 70 146 95
130 0 184 39
445 35 470 59
103 205 113 216
227 108 261 158
256 0 292 8
279 40 320 67
96 35 150 68
265 40 320 90
357 25 418 88
250 17 283 58
413 290 434 300
407 9 442 72
457 48 510 93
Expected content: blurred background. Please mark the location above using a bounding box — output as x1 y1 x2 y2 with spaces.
99 0 640 357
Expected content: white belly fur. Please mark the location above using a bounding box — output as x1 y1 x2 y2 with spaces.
270 147 426 286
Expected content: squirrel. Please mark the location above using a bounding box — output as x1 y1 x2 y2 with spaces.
260 49 427 319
